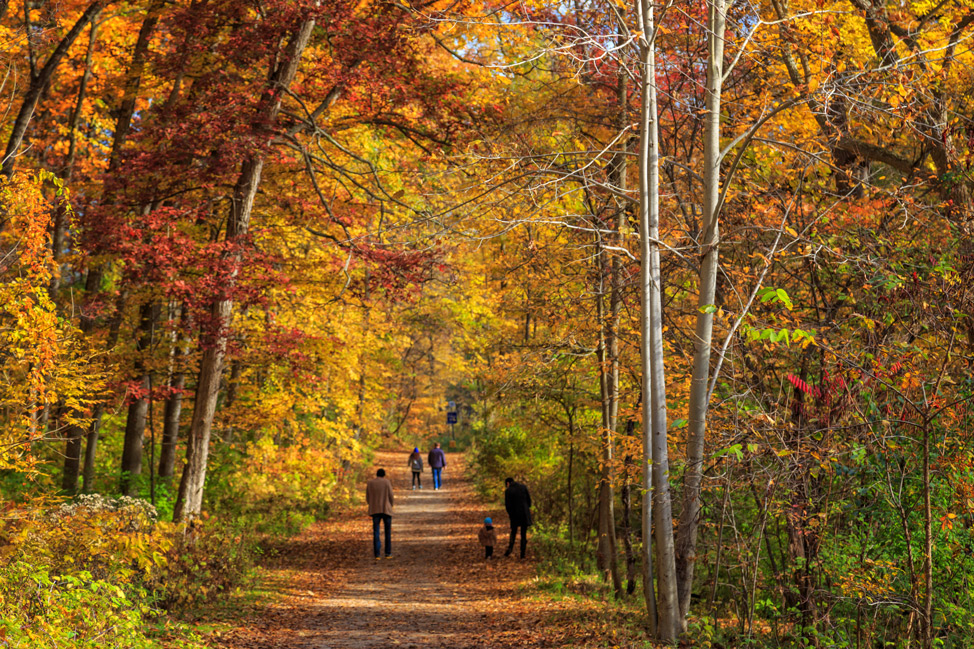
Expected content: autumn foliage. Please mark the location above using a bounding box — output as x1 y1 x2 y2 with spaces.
2 0 974 646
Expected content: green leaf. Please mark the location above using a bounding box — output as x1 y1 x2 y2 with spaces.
714 443 744 461
775 288 793 310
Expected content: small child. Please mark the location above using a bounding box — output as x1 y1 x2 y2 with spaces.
478 517 498 559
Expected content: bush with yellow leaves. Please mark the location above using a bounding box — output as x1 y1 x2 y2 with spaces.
0 495 208 648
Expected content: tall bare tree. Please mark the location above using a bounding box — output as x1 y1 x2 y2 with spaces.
675 0 726 622
636 0 679 639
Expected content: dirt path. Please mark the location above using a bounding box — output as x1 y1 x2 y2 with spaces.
214 451 547 649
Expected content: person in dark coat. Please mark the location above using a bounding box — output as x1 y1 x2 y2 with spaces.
503 477 532 559
428 442 447 490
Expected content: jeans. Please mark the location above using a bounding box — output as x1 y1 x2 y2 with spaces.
431 467 442 489
411 471 421 488
372 514 391 557
485 545 493 559
506 524 527 558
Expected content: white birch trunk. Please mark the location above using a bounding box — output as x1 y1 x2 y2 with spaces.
636 0 679 638
675 0 726 623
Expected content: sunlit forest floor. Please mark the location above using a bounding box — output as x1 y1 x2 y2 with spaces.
198 453 557 648
187 452 679 649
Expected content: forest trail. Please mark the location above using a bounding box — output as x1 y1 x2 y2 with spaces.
214 451 549 649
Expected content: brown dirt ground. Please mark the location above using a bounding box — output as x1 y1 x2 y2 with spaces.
210 451 562 649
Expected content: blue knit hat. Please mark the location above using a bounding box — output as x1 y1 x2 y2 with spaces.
484 517 492 525
414 447 419 452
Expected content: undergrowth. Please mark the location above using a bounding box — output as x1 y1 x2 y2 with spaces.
0 437 358 648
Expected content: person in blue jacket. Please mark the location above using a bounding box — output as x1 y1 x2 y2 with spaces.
428 442 447 490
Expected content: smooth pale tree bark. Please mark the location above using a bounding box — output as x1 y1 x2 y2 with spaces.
636 0 680 638
647 153 681 645
174 16 317 521
636 0 681 638
595 27 633 599
675 0 726 623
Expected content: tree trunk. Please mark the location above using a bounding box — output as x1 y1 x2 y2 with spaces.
222 359 241 443
636 0 662 635
174 309 228 519
173 16 317 521
2 2 105 178
637 0 680 636
82 404 103 492
159 373 185 480
61 411 84 493
62 15 100 179
675 0 726 625
159 323 187 480
108 0 164 172
567 410 575 546
595 32 631 597
922 420 934 649
120 381 149 495
596 421 622 594
80 285 126 492
69 3 161 493
595 242 623 596
50 14 98 337
120 302 159 496
621 419 638 595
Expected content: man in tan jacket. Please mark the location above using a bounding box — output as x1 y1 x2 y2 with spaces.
366 468 395 559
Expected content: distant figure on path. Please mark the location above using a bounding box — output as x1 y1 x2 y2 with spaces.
366 469 394 559
428 442 447 490
479 517 497 560
408 448 424 490
503 477 532 559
